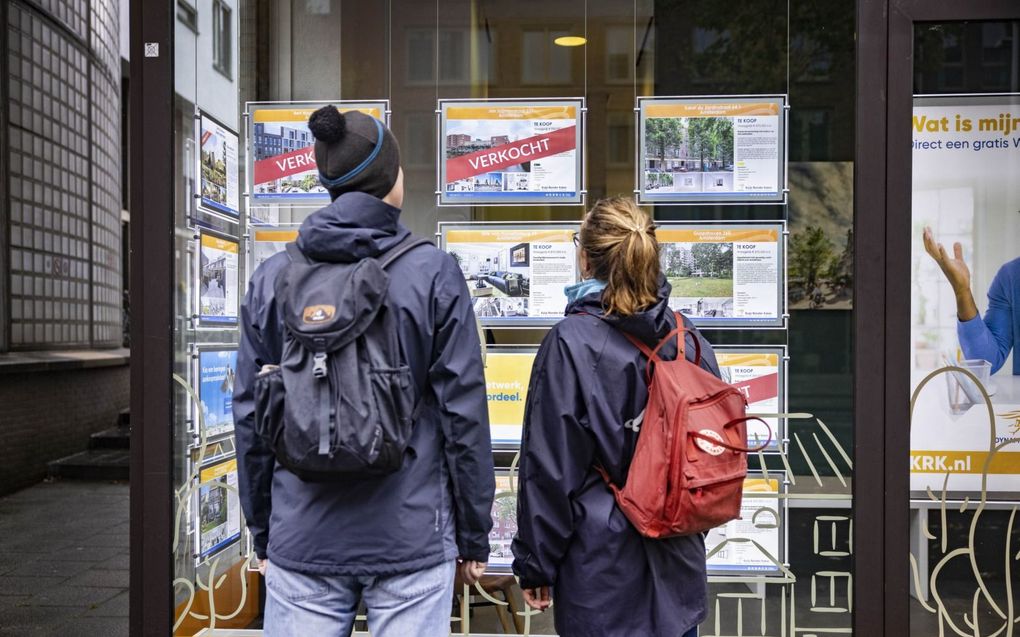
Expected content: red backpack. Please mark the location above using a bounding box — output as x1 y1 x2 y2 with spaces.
596 314 770 538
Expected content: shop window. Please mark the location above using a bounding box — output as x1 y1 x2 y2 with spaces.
980 23 1011 89
605 25 633 84
521 28 573 85
177 0 198 33
405 28 492 86
607 112 632 167
403 112 434 168
212 0 232 79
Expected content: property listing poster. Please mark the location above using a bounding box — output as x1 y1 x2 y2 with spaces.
198 348 237 438
485 349 538 446
443 225 579 325
705 476 783 574
715 349 783 450
198 232 239 325
488 472 518 572
248 102 387 203
198 113 240 219
195 458 241 559
910 94 1020 497
250 228 298 272
440 100 583 205
639 96 786 204
657 224 784 327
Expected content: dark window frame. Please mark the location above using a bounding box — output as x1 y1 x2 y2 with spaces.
212 0 232 80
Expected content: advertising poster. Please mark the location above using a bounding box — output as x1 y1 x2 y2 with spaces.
638 96 787 204
715 347 785 450
441 223 579 326
657 223 785 327
250 227 298 272
197 231 240 326
488 472 518 573
195 457 241 560
705 475 783 574
197 112 240 219
910 94 1020 497
485 348 538 447
439 99 584 205
247 101 387 203
197 347 238 438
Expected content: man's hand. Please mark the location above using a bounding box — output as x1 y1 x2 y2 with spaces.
258 559 268 575
458 560 486 586
923 226 979 321
522 586 552 611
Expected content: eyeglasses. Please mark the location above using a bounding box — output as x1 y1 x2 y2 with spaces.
572 232 580 247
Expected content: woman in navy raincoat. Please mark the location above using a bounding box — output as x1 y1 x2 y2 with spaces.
512 197 719 637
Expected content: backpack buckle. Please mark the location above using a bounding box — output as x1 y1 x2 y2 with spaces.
312 352 328 378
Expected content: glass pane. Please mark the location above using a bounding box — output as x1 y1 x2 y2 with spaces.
910 20 1020 637
167 0 857 634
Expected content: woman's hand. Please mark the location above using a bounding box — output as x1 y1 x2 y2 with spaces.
523 586 552 611
458 560 487 586
922 226 979 321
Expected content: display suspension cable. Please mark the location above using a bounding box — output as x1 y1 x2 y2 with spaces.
435 0 440 107
633 0 637 103
583 0 588 100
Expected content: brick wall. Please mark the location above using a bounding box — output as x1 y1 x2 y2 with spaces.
0 363 129 495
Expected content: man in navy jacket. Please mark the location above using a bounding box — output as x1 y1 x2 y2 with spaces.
233 106 494 636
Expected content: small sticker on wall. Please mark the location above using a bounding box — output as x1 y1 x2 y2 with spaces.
144 43 160 58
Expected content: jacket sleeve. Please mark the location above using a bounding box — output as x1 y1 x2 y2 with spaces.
232 262 283 560
511 331 595 589
429 256 495 562
958 264 1014 376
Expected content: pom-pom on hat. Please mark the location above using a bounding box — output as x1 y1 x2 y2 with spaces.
307 106 401 200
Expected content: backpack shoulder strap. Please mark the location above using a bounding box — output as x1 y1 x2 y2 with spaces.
379 236 432 269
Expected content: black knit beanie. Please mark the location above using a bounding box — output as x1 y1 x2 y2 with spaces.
307 106 401 200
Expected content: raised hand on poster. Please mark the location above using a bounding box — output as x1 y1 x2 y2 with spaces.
922 225 978 321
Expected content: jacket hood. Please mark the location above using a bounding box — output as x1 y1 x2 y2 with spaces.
296 191 410 262
566 274 675 345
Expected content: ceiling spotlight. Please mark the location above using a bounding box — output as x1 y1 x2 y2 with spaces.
554 36 587 47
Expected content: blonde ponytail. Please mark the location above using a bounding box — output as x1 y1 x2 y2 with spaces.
578 197 660 316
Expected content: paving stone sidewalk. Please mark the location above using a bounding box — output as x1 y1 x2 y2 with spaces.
0 481 129 637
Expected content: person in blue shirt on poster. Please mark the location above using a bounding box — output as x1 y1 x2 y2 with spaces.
923 226 1019 375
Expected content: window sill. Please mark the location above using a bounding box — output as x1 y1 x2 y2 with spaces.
0 348 130 374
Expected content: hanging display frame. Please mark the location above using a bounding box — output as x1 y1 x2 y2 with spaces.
194 107 242 222
714 345 789 453
437 97 586 207
192 228 241 328
656 220 788 329
484 346 540 450
244 100 391 208
636 94 789 205
438 221 582 329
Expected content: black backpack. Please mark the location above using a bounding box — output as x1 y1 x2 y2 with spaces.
252 235 431 481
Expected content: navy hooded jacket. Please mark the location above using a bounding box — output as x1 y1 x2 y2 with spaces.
512 280 719 637
233 191 495 575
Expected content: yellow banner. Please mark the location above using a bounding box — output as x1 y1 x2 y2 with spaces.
201 233 238 253
253 229 299 243
645 102 780 118
717 353 780 367
657 228 778 243
253 106 384 123
446 105 577 120
486 352 536 427
200 459 238 483
910 451 1020 475
744 478 780 494
447 229 575 244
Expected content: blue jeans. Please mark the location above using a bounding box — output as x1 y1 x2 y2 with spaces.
264 559 456 637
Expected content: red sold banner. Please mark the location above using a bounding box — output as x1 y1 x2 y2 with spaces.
731 372 779 406
253 146 317 186
445 126 576 184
